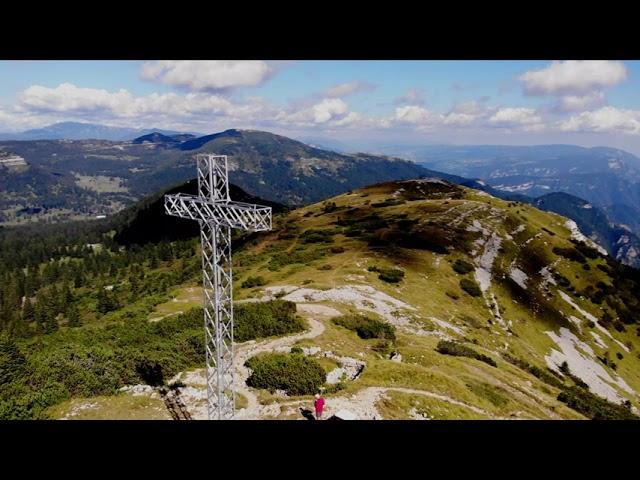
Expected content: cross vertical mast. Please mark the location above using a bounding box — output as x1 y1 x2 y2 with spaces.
165 154 272 419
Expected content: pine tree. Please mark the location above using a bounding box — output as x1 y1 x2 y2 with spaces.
22 298 35 323
36 294 58 334
109 261 118 279
60 283 74 313
74 267 85 289
96 287 119 315
66 304 82 328
0 334 27 385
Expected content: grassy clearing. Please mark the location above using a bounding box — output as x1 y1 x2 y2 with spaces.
148 284 202 321
47 393 170 420
377 390 489 420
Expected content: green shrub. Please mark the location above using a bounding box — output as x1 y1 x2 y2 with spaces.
368 266 405 283
245 353 326 396
445 290 460 300
459 278 482 297
300 229 334 244
322 201 338 213
241 276 267 289
452 259 474 274
332 314 396 341
436 340 497 367
268 247 326 271
501 353 564 388
330 246 345 254
0 308 205 419
557 386 638 420
553 246 586 264
234 300 304 342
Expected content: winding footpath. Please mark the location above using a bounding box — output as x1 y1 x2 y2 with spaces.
173 301 500 420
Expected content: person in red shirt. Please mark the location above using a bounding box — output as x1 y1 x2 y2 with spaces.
314 393 325 420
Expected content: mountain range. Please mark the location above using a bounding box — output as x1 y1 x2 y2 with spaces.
374 144 640 265
0 122 201 142
1 130 639 267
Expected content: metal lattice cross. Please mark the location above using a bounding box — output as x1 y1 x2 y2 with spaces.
165 154 272 419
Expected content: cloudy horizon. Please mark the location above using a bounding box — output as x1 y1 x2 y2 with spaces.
1 60 640 154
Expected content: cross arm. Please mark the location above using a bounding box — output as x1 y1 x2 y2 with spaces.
164 193 272 231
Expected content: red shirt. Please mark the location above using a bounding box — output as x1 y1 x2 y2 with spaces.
314 397 325 412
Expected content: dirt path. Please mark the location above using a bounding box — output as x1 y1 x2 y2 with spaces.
234 304 334 419
168 302 503 420
253 385 498 420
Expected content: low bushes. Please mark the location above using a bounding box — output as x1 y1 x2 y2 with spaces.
452 259 474 274
0 308 205 419
553 246 586 264
460 278 482 297
332 314 396 341
501 353 564 388
245 352 326 396
241 276 266 289
234 300 304 342
436 340 497 367
557 386 638 420
368 265 405 283
268 247 326 271
300 229 334 244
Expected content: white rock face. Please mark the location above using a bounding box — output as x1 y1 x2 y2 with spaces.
564 220 608 256
430 317 465 336
557 291 629 352
545 327 634 404
539 265 557 287
509 267 528 289
263 285 415 326
474 233 502 293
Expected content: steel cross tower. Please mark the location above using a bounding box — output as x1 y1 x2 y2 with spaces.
164 154 272 419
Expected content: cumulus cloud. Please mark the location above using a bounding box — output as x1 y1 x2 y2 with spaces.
15 82 283 133
443 100 487 126
139 60 272 91
489 107 544 131
20 83 133 113
324 81 375 98
556 91 606 112
519 60 627 96
312 98 349 123
394 105 439 124
559 106 640 135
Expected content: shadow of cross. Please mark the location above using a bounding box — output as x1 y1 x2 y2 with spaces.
165 154 272 420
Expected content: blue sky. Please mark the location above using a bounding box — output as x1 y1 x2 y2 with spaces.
1 60 640 153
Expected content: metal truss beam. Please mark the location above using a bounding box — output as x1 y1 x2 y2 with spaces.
164 154 272 420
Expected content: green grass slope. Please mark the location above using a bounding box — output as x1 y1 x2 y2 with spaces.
3 177 640 419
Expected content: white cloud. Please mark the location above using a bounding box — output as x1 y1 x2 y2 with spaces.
18 83 264 120
559 106 640 135
20 83 133 113
0 107 57 131
324 81 374 98
489 107 544 131
140 60 272 91
557 91 606 112
443 100 487 126
394 105 441 124
519 60 627 96
312 98 348 123
279 98 350 125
